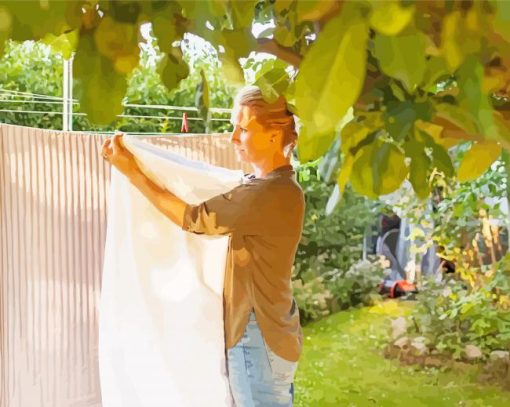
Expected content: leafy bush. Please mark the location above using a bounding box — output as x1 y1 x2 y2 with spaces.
292 163 382 322
431 160 508 271
294 164 376 281
409 257 510 359
324 256 387 310
0 41 65 129
292 273 333 324
384 158 510 361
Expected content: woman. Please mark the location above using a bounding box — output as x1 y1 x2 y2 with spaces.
102 86 305 406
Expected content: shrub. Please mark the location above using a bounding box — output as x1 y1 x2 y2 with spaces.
292 164 380 322
294 164 376 281
324 256 387 310
292 272 333 324
409 257 510 359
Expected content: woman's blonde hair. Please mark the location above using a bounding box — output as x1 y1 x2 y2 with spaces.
233 86 298 151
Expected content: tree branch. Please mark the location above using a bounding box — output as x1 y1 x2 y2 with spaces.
256 38 302 68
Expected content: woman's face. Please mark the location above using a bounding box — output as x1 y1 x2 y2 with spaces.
229 105 283 164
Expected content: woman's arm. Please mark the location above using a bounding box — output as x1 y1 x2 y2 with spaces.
102 134 187 228
127 167 187 228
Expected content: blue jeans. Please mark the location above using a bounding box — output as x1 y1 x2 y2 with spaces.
227 311 297 407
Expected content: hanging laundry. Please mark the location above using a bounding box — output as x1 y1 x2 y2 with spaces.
99 136 242 406
0 123 243 407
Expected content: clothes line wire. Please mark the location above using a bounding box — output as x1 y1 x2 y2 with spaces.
0 90 232 114
0 109 231 122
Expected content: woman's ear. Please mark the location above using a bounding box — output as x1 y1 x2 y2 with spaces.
283 141 296 158
270 132 279 143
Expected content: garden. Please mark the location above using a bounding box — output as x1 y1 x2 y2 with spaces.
1 1 510 406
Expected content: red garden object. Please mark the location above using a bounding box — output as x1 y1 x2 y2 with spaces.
181 112 189 133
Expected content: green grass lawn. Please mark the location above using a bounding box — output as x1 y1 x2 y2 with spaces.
294 300 509 406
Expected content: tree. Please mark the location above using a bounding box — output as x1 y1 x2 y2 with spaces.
0 0 509 199
0 35 236 133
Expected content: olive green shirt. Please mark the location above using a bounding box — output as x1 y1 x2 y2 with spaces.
181 165 304 362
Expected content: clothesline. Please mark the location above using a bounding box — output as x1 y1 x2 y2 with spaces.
0 89 232 114
0 88 64 101
0 109 231 124
0 100 66 105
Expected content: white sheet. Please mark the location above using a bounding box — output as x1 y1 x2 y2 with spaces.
99 136 242 407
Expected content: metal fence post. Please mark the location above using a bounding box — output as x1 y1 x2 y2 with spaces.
62 55 73 131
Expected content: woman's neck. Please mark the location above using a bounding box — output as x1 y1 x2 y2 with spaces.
251 155 291 178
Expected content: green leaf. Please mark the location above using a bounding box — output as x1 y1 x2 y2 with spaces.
159 47 190 91
431 143 454 177
373 142 409 196
195 69 210 124
435 103 479 137
350 140 408 198
230 0 257 29
0 5 10 56
105 0 142 24
208 0 229 18
440 9 482 72
405 140 431 199
422 56 450 91
457 56 504 145
214 27 256 60
274 25 297 47
337 120 372 193
389 80 406 102
318 138 341 183
254 59 290 103
325 184 341 216
273 0 294 16
94 15 140 74
374 28 427 93
296 0 338 23
340 117 371 157
297 125 336 164
409 158 430 200
283 80 296 112
180 1 211 29
343 116 380 161
457 142 502 183
418 130 454 177
41 30 78 59
457 55 510 151
152 3 180 53
457 57 485 128
337 152 355 196
295 3 368 136
219 51 245 85
3 1 81 41
73 34 127 124
384 100 417 141
494 0 510 42
297 107 354 164
369 0 415 36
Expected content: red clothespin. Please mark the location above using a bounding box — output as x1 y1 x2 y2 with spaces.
181 112 189 133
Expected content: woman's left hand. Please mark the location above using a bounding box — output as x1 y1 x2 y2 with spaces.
102 133 138 177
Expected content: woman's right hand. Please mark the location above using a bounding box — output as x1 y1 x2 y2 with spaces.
101 133 138 178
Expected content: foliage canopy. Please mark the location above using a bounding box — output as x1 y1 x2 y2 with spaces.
0 0 510 198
